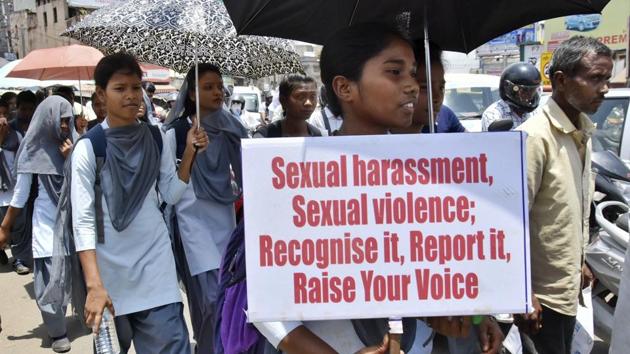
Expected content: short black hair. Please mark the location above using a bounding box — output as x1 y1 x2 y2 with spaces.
142 81 156 93
1 91 16 102
279 74 316 99
91 92 98 101
0 99 8 110
16 90 36 108
413 40 443 68
549 36 612 87
320 22 413 116
94 52 143 89
53 85 74 98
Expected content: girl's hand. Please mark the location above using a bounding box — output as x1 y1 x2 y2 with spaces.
59 139 73 159
186 127 209 153
84 285 114 333
354 334 403 354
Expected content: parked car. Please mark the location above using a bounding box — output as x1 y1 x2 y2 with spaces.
442 73 500 132
565 14 602 32
591 89 630 160
233 86 263 118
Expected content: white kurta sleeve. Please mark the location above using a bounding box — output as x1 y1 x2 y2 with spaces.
253 321 303 349
10 173 33 208
71 139 98 252
157 129 187 205
165 128 177 163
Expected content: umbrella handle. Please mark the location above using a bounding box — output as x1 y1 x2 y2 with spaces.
194 45 201 131
388 318 402 354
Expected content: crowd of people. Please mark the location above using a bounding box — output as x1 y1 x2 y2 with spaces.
0 20 624 354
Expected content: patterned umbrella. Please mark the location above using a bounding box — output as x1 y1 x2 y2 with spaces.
62 0 304 79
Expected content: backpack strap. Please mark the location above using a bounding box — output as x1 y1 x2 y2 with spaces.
173 118 191 160
84 125 107 244
147 124 164 155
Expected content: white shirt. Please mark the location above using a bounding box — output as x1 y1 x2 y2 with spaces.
308 106 343 136
481 99 537 131
10 172 56 258
166 128 237 276
72 120 187 315
254 319 433 354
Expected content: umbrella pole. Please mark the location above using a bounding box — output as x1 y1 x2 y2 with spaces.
195 47 201 131
424 3 435 134
389 318 402 354
79 77 84 115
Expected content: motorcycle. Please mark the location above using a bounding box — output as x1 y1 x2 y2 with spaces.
586 149 630 342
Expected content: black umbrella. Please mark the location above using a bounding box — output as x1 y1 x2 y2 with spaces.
223 0 610 52
223 0 610 133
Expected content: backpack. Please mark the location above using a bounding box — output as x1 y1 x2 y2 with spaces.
84 123 163 243
215 221 274 354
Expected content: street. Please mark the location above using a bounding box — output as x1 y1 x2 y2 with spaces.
0 248 612 353
0 249 195 353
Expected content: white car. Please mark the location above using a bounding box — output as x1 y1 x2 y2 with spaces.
443 73 501 132
590 89 630 161
232 85 266 131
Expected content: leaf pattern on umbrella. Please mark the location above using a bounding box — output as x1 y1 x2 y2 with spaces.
63 0 304 78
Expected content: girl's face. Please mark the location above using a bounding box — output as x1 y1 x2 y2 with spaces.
413 62 445 126
75 115 88 133
59 116 71 139
340 38 419 133
189 71 224 113
281 82 317 121
98 72 143 122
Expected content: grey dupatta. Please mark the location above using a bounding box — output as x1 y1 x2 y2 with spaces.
191 109 247 204
164 78 247 204
15 96 74 205
0 128 19 191
101 122 160 231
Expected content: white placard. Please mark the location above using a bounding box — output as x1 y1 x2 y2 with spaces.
243 132 532 322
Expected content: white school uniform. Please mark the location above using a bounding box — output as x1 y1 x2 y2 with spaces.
11 173 56 259
72 120 187 316
254 319 433 354
165 128 236 275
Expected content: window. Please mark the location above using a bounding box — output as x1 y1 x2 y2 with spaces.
53 8 57 23
590 98 630 154
444 87 500 119
43 12 48 27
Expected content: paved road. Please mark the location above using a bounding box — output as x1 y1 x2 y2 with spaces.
0 249 611 353
0 249 196 353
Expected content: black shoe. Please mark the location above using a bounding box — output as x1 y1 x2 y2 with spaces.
12 259 30 275
0 249 7 265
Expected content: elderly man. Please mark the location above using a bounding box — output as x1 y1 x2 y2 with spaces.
515 36 612 354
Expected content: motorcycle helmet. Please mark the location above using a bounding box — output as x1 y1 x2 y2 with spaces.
500 62 542 113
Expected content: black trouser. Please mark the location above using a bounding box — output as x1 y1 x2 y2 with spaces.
529 305 576 354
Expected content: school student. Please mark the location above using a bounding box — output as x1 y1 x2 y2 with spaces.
251 23 503 354
71 53 208 353
164 62 248 353
253 74 321 138
0 95 75 352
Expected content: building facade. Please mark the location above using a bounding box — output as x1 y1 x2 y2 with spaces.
9 0 114 59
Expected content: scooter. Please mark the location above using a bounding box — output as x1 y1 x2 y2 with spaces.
586 150 630 342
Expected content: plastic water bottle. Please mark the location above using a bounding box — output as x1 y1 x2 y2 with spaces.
94 308 120 354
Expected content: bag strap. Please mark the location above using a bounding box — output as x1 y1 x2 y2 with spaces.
84 125 107 244
147 124 164 155
173 118 190 160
